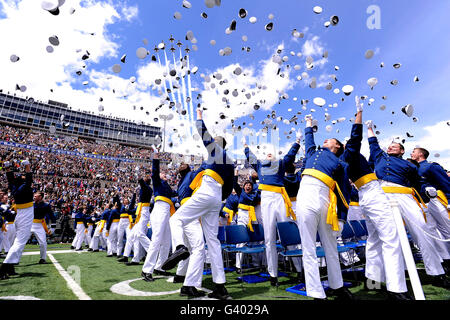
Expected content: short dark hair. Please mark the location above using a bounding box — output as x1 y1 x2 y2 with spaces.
243 180 253 189
333 138 344 157
214 136 227 149
415 147 429 159
178 163 191 176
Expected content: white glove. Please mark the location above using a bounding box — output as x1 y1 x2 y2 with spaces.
21 159 30 166
365 120 374 129
3 161 11 168
296 130 303 141
425 187 437 198
355 96 363 112
304 114 313 121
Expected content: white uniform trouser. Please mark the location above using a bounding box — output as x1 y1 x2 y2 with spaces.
142 201 172 274
123 226 135 258
30 223 47 260
117 218 131 255
296 175 343 299
135 206 151 257
4 207 34 264
107 222 119 255
347 205 365 221
426 199 450 256
359 180 407 293
85 225 93 246
170 175 224 287
260 189 297 278
423 210 450 260
90 224 106 250
380 180 444 276
1 223 16 253
235 208 251 269
75 224 86 250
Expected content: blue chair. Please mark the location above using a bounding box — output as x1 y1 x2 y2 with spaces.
359 220 368 233
277 221 303 258
223 225 265 267
247 224 265 248
146 228 152 240
349 220 367 246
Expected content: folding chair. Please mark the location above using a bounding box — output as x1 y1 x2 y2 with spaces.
146 228 152 240
359 219 368 233
223 225 265 270
277 221 304 273
349 220 368 246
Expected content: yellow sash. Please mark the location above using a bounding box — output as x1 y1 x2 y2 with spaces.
354 173 378 190
33 219 49 234
189 169 224 195
99 220 106 232
120 214 129 218
7 222 14 225
258 184 296 221
180 197 191 207
302 169 349 231
1 224 6 232
222 207 235 225
290 197 297 202
16 202 33 209
155 196 176 216
349 202 360 206
382 186 427 222
238 204 257 232
76 221 84 225
134 202 150 224
112 219 120 223
436 190 449 218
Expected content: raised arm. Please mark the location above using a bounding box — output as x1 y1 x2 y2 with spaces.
196 109 215 149
244 145 259 172
152 158 161 187
304 115 317 158
129 193 136 211
282 142 301 167
233 174 242 196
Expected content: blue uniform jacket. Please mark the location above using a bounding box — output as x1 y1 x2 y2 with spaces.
233 178 261 207
33 202 54 222
6 171 33 205
106 208 121 231
138 178 153 203
245 142 300 187
303 127 351 221
196 119 235 200
74 211 88 228
340 124 375 183
152 159 175 199
368 136 430 200
418 160 450 200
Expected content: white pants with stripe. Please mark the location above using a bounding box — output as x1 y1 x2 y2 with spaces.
359 180 407 293
296 175 343 299
142 201 172 274
423 209 450 260
170 175 224 287
75 224 87 250
30 223 47 260
117 218 131 256
426 198 450 256
85 225 93 246
1 223 16 253
107 222 119 255
90 224 106 250
4 207 34 264
235 208 250 269
380 180 444 276
135 207 151 258
261 189 298 278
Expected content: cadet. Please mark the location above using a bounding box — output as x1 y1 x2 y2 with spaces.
31 192 53 264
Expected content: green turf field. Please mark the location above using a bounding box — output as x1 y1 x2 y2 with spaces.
1 244 449 301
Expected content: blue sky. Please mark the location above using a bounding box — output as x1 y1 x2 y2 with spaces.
1 0 449 166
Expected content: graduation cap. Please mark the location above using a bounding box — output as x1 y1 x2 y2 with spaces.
249 16 257 23
239 8 247 18
120 54 126 63
182 0 192 9
390 80 398 86
313 6 323 14
10 54 20 63
330 15 339 26
174 12 182 19
393 63 401 69
365 50 374 59
342 85 354 96
230 20 237 31
49 36 60 46
401 104 414 117
265 22 273 31
201 12 208 18
367 77 378 90
41 0 65 16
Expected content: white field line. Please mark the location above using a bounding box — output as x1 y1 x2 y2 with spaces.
47 253 91 300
